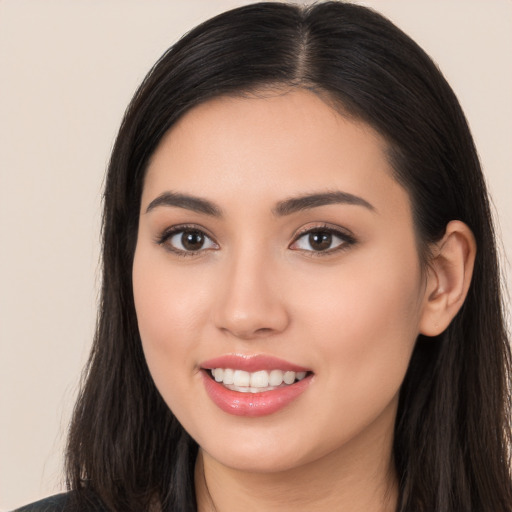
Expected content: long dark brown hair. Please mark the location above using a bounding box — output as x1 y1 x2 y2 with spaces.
65 2 512 511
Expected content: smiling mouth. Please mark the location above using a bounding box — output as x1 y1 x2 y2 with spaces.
201 358 314 416
207 368 311 393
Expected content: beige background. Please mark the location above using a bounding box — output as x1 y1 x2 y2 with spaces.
0 0 510 509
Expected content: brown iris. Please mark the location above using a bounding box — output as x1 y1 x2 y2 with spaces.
308 232 332 251
181 230 205 251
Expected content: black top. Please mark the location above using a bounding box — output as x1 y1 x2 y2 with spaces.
13 492 107 512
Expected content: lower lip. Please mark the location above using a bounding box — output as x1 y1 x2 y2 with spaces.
201 370 312 417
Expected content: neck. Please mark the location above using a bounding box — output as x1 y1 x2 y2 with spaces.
195 415 398 512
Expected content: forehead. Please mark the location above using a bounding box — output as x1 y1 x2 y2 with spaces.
142 89 409 218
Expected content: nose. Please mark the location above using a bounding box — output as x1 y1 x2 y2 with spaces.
212 250 290 340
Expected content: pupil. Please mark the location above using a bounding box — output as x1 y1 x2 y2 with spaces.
309 232 332 251
182 231 204 250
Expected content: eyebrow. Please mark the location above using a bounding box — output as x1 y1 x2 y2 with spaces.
145 190 375 217
145 191 222 217
273 191 375 216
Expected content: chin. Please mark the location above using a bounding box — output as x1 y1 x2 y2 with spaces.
195 423 331 475
203 444 308 474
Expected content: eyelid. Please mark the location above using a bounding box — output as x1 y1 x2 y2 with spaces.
155 223 219 256
154 222 355 257
289 223 357 254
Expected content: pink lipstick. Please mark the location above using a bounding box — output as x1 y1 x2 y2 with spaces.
200 354 313 417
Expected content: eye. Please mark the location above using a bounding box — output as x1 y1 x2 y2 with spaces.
158 226 218 255
289 226 355 254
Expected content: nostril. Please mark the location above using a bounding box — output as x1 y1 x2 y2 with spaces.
254 327 274 335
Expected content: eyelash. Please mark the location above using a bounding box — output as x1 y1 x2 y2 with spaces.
156 224 219 257
289 224 356 256
155 223 356 257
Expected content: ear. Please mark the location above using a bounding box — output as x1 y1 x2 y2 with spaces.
419 220 476 337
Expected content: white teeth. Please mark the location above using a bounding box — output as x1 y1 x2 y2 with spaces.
209 368 309 391
268 369 284 386
283 371 295 385
250 370 269 388
233 370 251 387
223 368 234 385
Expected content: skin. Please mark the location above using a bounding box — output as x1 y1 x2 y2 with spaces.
132 89 475 512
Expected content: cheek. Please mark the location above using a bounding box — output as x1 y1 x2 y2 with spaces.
132 249 218 430
132 246 210 388
297 246 424 413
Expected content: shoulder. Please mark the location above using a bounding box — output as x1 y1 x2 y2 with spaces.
13 491 107 512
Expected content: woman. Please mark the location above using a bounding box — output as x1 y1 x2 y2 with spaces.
15 1 511 511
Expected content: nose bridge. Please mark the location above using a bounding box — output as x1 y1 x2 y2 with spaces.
213 241 289 339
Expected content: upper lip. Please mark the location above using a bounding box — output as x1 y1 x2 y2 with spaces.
200 354 311 373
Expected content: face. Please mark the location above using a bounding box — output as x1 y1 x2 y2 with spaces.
133 90 430 474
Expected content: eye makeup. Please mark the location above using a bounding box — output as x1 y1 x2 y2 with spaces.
154 220 357 259
289 222 357 256
155 223 219 257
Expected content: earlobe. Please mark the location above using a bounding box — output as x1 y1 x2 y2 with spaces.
419 220 476 337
